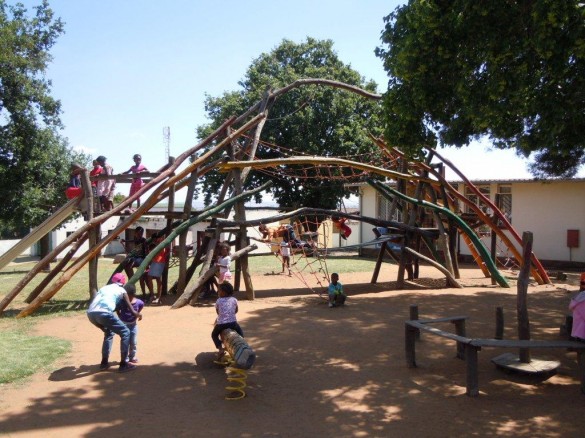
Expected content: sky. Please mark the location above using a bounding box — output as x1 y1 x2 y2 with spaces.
18 0 585 205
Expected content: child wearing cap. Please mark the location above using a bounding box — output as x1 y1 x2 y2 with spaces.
87 275 142 372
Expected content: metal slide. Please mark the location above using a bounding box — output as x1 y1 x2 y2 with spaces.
0 196 81 270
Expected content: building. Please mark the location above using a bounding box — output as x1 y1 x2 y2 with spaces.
355 178 585 267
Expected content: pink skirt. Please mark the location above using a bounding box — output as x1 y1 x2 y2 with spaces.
130 179 144 196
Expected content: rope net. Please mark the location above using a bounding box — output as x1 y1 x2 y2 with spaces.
255 218 332 298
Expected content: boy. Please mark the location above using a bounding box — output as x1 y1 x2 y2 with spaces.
327 272 347 308
118 283 145 363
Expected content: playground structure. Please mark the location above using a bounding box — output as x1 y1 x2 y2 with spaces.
0 77 552 318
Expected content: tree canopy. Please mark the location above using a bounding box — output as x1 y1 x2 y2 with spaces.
376 0 585 178
0 0 84 236
196 38 383 210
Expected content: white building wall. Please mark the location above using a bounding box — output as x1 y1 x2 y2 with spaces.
359 185 378 244
512 180 585 262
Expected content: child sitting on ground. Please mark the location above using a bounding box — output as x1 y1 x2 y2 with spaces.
211 282 244 359
327 272 347 308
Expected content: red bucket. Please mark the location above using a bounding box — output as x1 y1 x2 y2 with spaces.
65 186 82 199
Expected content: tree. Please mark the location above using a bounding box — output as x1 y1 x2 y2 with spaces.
376 1 585 178
195 38 383 212
0 0 85 236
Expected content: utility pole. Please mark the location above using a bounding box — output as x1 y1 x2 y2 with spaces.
163 126 171 161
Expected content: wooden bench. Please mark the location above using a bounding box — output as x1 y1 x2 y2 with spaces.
405 317 585 396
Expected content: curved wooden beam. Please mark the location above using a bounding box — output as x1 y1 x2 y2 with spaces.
219 156 436 186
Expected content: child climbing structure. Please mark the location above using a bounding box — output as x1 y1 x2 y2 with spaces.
1 77 550 317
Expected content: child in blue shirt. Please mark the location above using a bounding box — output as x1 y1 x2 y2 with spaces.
328 273 347 308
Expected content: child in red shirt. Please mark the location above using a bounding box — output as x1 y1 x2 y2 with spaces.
147 234 169 305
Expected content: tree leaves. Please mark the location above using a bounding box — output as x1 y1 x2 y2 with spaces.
0 1 84 235
376 0 585 177
196 38 383 209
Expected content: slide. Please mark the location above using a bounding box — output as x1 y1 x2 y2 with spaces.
0 196 81 270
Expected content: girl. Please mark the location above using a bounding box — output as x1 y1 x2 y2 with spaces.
211 282 244 358
122 154 148 208
216 243 232 284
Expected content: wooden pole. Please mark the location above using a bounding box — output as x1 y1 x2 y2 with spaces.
517 231 533 363
163 156 176 296
177 164 198 296
371 241 387 284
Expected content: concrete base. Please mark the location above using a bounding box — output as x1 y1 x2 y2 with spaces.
491 352 560 375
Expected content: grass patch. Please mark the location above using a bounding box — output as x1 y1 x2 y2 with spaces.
0 321 71 384
248 253 380 275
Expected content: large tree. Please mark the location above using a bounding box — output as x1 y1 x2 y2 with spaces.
376 0 585 178
196 38 383 211
0 0 83 236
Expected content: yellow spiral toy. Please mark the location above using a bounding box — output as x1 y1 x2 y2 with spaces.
214 329 256 400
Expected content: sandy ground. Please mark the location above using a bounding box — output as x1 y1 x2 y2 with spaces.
1 264 584 438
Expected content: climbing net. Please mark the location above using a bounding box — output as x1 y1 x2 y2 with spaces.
254 217 333 298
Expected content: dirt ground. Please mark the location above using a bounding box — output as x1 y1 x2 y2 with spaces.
1 264 584 438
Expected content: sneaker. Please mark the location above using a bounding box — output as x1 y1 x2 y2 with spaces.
129 358 138 364
119 362 137 373
99 360 109 371
328 302 334 308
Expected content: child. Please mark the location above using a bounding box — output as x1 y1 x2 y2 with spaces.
280 241 291 276
86 274 141 373
89 160 103 213
211 282 244 358
96 156 115 211
569 276 585 341
65 165 83 199
122 154 148 209
327 272 347 308
216 243 232 284
117 281 144 363
147 234 169 305
121 226 148 297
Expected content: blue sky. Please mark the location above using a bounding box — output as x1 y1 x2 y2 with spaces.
21 0 585 194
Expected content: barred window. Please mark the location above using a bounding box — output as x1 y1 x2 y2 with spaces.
377 193 402 222
496 184 512 224
464 185 490 214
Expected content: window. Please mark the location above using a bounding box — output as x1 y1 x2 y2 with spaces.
496 184 512 224
377 193 402 222
464 185 491 214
